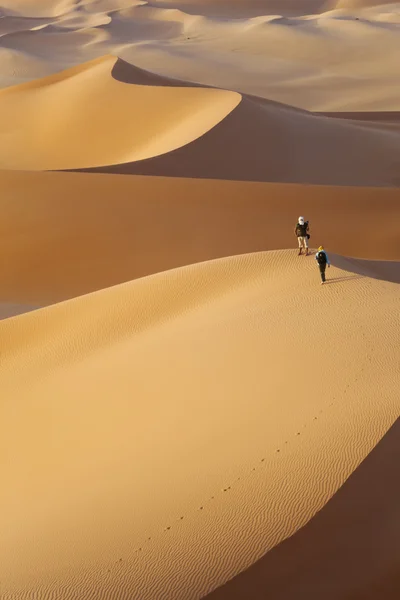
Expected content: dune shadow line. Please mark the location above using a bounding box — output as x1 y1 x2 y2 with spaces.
205 418 400 599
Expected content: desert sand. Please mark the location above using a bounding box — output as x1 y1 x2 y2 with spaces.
0 1 399 599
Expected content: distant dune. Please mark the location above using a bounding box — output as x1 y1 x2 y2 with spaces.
336 0 399 8
0 56 398 184
0 1 399 110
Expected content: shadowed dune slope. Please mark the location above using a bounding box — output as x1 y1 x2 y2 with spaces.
139 1 337 17
0 56 399 184
205 417 400 600
0 170 399 308
85 89 400 184
1 250 399 600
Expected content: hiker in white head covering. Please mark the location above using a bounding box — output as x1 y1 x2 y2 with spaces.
294 216 310 255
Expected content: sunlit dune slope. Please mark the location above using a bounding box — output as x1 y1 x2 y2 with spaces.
0 55 240 171
0 55 399 184
1 250 399 600
0 170 399 308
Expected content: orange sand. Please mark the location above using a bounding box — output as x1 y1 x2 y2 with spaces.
0 2 399 599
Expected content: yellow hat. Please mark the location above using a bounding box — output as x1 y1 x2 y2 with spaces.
318 246 324 251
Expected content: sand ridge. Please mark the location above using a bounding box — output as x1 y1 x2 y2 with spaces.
0 170 399 312
1 250 399 599
205 416 400 600
0 55 242 171
0 55 398 184
0 1 398 110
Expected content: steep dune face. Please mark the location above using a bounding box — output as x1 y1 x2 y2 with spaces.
0 55 240 171
89 79 400 185
0 55 399 184
0 170 399 309
1 250 399 600
206 418 400 600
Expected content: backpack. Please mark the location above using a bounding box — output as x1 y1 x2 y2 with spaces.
316 251 327 265
296 221 308 236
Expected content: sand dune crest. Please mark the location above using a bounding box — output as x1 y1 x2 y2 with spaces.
0 170 399 310
1 250 399 599
0 55 398 184
0 55 241 171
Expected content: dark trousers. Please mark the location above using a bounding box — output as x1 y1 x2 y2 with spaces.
319 263 327 282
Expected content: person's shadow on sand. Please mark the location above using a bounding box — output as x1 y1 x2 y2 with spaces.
324 275 365 284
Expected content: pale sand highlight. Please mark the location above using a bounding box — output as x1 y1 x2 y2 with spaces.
1 250 399 599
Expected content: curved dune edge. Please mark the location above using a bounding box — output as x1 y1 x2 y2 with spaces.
73 61 400 187
0 170 399 309
0 55 241 171
0 1 399 113
205 417 400 600
1 249 399 599
0 55 398 184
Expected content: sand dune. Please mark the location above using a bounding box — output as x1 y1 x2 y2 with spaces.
0 0 76 18
0 56 242 171
88 63 400 185
145 1 336 17
0 55 398 184
0 0 399 598
336 0 399 8
0 1 398 110
206 417 400 600
1 250 399 600
0 169 399 309
0 16 51 36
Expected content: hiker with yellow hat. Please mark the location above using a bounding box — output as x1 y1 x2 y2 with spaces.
315 246 330 284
